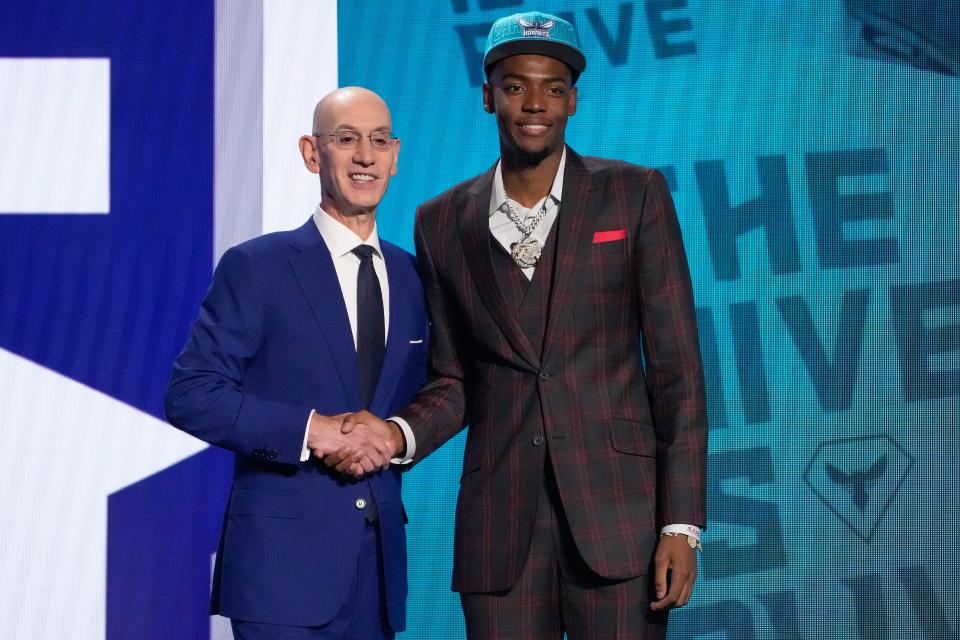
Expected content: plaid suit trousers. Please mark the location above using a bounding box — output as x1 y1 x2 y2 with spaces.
460 459 669 640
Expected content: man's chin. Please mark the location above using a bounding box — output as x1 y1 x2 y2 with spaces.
342 192 385 211
512 145 553 166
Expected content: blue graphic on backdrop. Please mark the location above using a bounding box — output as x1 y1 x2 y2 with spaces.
0 0 214 418
0 2 229 638
108 449 232 640
804 435 914 542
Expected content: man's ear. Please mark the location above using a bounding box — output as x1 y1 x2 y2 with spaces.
298 135 321 174
482 82 494 113
567 86 577 116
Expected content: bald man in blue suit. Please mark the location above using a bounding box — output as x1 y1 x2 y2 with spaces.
165 87 427 640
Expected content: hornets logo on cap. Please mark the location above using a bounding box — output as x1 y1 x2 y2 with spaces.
517 17 555 38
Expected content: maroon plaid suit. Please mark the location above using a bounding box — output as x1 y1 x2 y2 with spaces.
398 148 707 596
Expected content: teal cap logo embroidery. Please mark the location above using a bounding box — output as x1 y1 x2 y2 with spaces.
517 16 555 38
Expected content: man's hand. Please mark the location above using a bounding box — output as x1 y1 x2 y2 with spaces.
307 412 385 478
306 412 353 458
325 410 405 477
649 534 698 611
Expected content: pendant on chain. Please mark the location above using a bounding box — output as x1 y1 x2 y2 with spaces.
511 236 542 268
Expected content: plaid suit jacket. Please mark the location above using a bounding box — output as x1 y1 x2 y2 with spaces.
397 148 707 593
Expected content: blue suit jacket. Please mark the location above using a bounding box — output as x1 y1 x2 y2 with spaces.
164 218 428 630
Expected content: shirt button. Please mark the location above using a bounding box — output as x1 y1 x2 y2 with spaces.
355 498 367 510
532 436 544 446
539 371 551 380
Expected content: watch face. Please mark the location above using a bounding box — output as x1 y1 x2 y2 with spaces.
842 0 959 76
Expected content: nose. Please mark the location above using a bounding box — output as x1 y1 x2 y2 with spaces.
522 91 545 112
352 137 375 165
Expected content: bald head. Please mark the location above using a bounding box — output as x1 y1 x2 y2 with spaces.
312 86 391 135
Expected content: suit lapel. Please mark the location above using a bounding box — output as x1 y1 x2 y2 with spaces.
368 244 409 414
459 167 541 371
542 149 597 363
287 220 361 409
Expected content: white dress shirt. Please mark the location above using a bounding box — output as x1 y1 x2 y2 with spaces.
300 205 415 463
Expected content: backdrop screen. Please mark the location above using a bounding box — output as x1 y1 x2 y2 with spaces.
338 1 960 638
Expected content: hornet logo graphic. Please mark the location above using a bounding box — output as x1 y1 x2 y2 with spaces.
804 435 913 542
825 454 887 511
518 17 555 38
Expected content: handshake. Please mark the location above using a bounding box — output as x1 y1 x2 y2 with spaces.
307 410 404 478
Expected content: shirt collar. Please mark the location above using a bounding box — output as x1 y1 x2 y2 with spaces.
312 205 383 259
490 146 567 216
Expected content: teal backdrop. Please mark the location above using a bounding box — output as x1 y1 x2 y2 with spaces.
339 1 960 639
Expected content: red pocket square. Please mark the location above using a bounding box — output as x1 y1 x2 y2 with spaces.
592 229 626 243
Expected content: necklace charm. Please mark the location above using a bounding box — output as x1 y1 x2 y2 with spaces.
503 196 550 269
511 236 542 268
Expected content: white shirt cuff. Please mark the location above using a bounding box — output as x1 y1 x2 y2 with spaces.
660 524 701 541
387 416 416 464
300 410 314 462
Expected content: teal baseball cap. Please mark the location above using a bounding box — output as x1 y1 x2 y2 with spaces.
483 11 586 82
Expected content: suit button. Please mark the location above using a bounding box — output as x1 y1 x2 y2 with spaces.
532 436 544 446
538 371 551 380
253 449 263 456
268 450 278 459
355 498 367 510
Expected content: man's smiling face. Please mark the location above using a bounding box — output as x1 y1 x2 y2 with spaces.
309 88 399 220
484 54 577 165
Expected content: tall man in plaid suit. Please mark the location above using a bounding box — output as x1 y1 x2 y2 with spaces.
342 11 708 639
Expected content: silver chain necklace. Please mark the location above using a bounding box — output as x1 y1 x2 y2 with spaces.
504 196 549 268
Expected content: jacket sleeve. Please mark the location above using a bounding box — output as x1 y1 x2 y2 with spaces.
395 210 470 463
634 169 709 529
164 246 312 466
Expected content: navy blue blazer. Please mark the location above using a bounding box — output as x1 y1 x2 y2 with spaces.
164 218 428 630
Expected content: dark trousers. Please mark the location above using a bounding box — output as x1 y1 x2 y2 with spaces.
231 522 394 640
460 466 668 640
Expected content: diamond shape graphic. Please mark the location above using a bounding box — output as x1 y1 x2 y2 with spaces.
803 435 914 542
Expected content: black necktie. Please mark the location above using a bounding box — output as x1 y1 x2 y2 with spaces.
352 245 384 408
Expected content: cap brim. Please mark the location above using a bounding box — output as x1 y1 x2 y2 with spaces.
483 39 586 81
